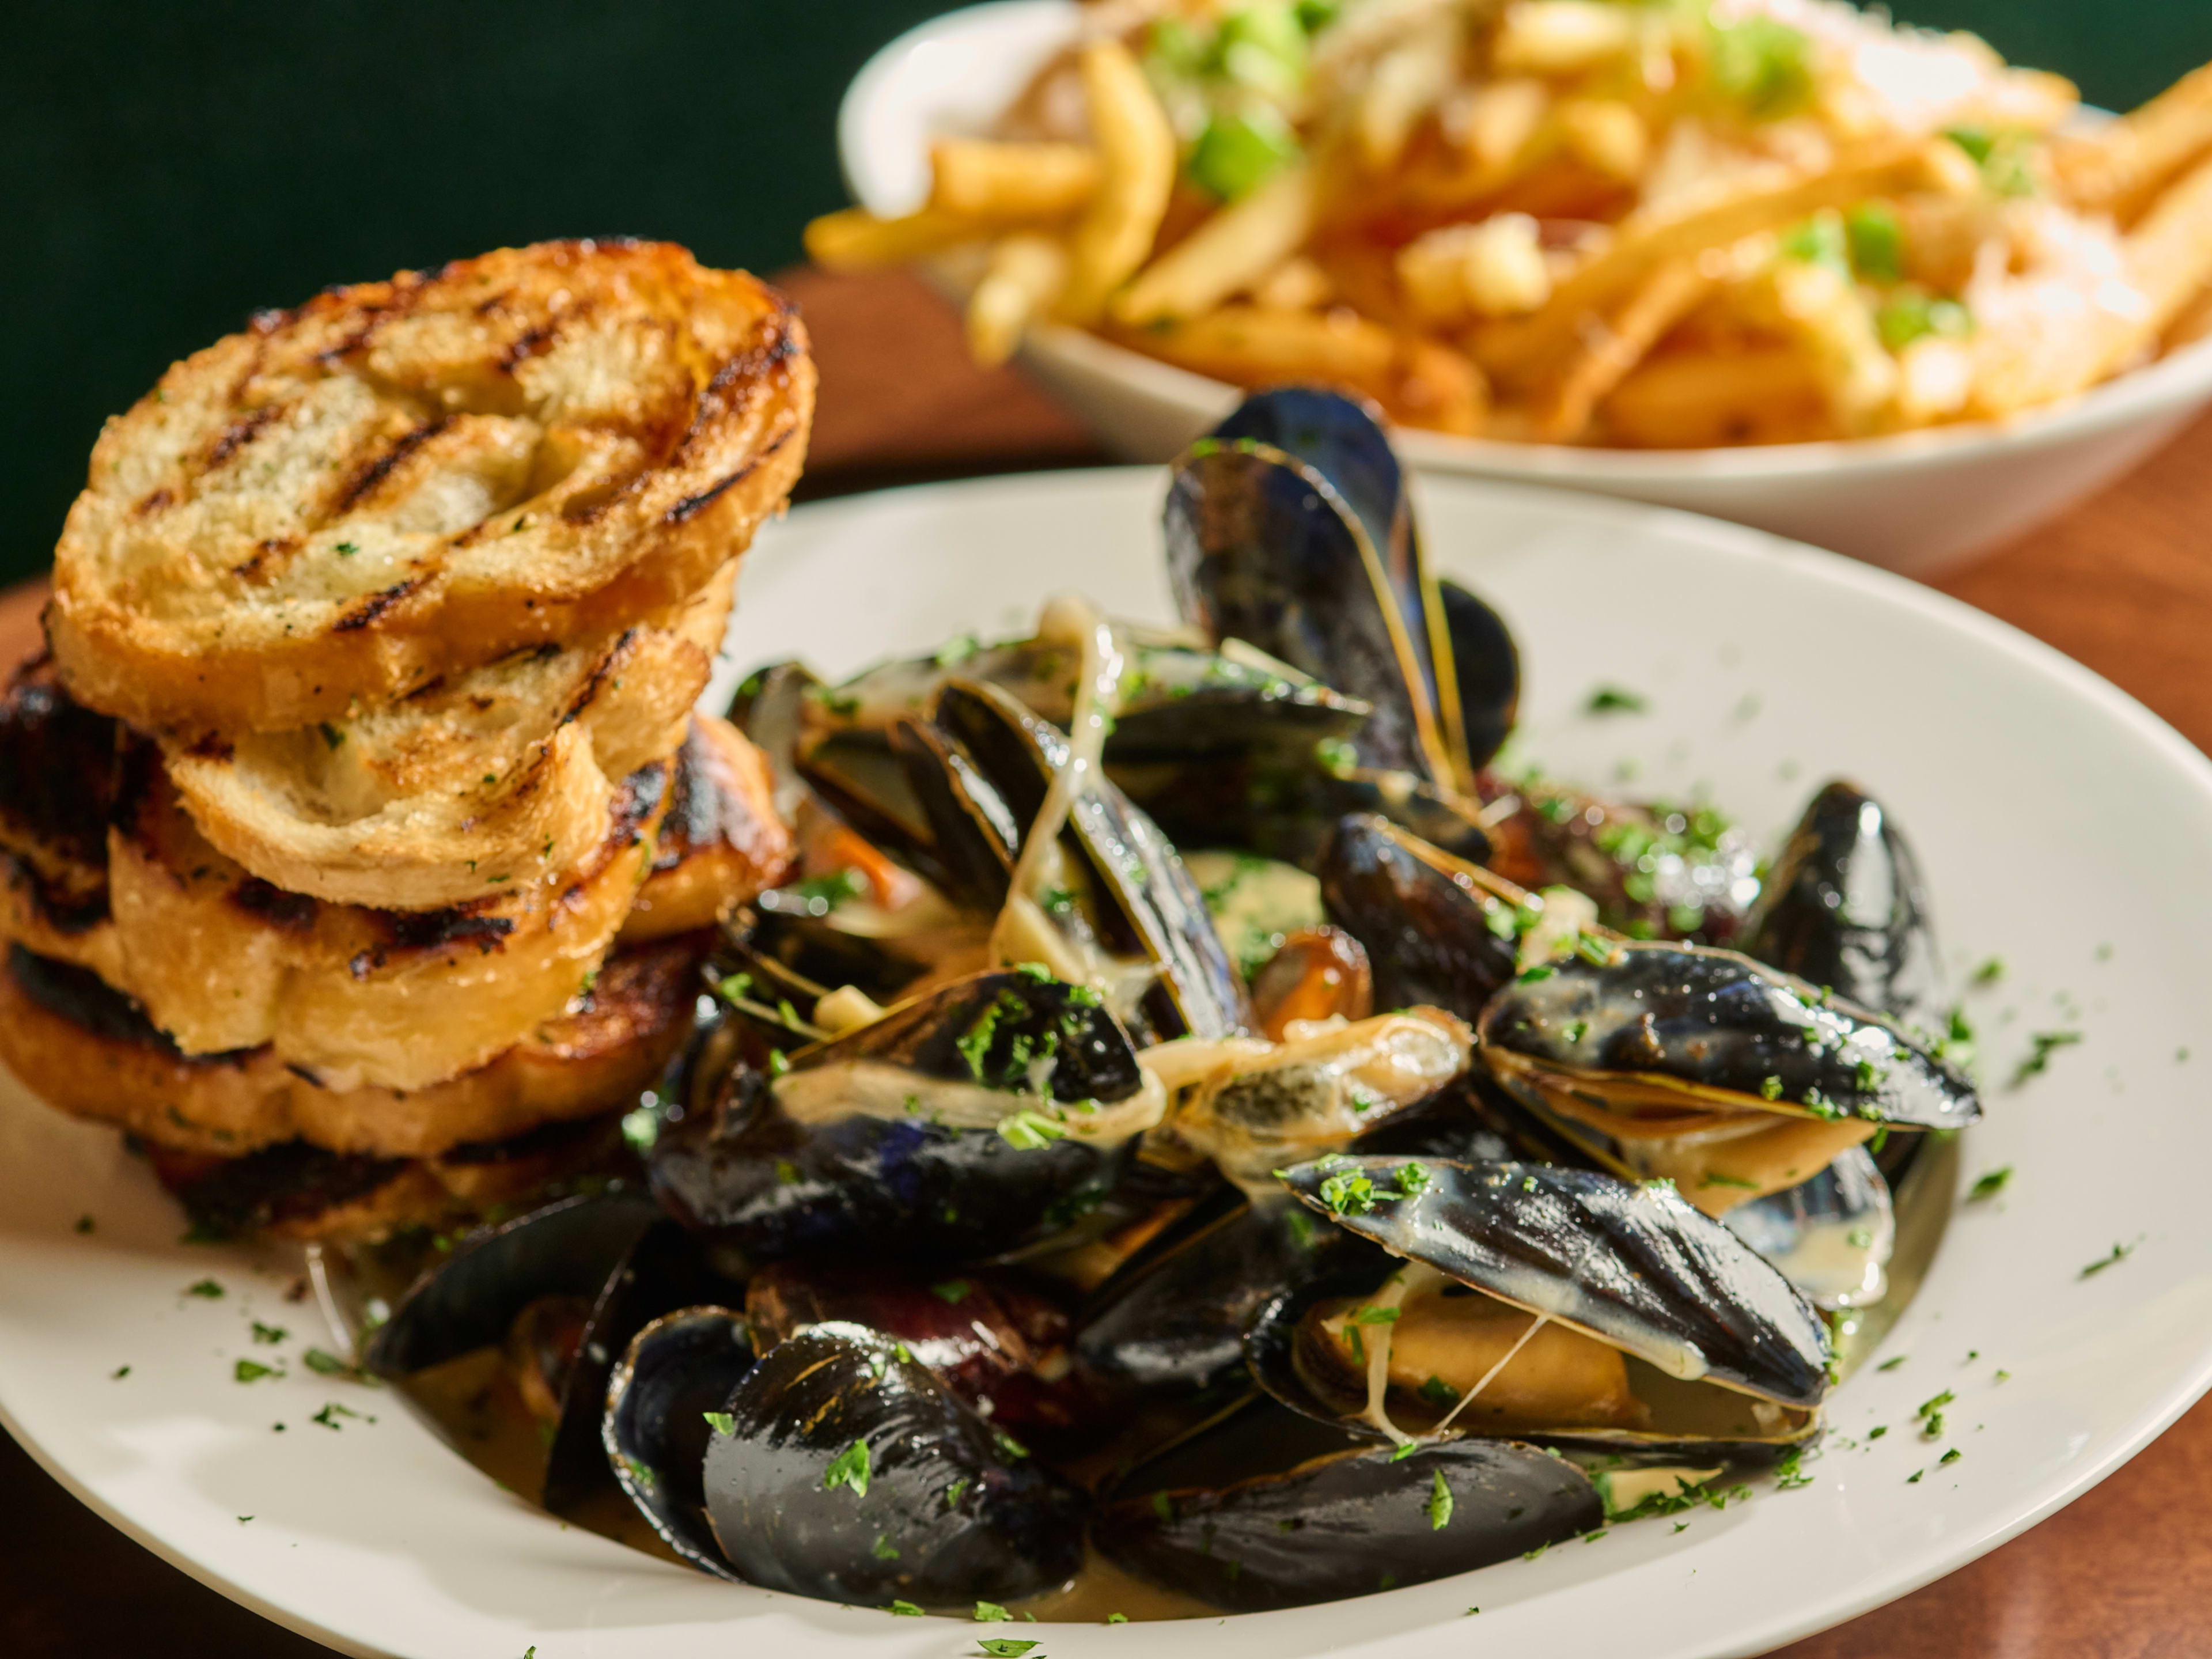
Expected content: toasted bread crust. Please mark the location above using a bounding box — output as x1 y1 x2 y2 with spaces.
0 934 706 1160
619 714 793 942
161 558 735 910
48 240 813 735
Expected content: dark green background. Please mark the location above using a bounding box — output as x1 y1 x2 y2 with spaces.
9 1 2211 588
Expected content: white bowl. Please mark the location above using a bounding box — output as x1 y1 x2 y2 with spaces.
9 469 2212 1658
837 0 2212 578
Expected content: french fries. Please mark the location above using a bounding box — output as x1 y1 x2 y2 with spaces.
812 0 2212 450
1056 40 1179 325
1114 165 1316 326
967 234 1069 367
929 138 1100 219
2051 60 2212 216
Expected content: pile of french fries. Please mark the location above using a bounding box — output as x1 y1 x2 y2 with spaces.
807 0 2212 449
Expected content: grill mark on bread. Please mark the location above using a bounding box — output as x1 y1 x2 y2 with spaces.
135 486 174 517
228 877 318 933
665 421 796 524
205 404 285 471
333 415 452 513
230 536 302 583
6 944 244 1063
332 578 425 633
0 661 128 871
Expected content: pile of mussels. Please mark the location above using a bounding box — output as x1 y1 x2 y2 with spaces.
362 389 1978 1616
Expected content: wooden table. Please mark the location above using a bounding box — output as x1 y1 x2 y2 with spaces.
5 267 2211 1657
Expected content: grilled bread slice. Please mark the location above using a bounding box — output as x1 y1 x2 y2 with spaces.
142 1116 632 1244
619 713 792 942
0 934 703 1162
49 239 813 736
162 556 735 910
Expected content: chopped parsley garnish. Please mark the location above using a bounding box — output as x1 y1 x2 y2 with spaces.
947 1477 972 1510
702 1412 736 1436
302 1347 351 1377
1346 1305 1401 1325
1940 1448 1962 1466
2012 1029 2082 1086
870 1533 901 1560
1393 1162 1431 1196
1418 1376 1459 1409
1108 1611 1130 1623
1585 685 1648 715
823 1440 872 1497
186 1279 225 1300
2080 1240 2137 1278
1967 1166 2013 1201
997 1109 1070 1150
1316 1168 1379 1215
1907 1468 1925 1484
1515 964 1553 984
976 1643 1041 1658
887 1600 924 1616
1972 957 2005 985
1877 1355 1908 1372
932 1279 972 1304
1773 1447 1813 1490
1389 1439 1424 1462
1698 1171 1760 1190
251 1320 288 1344
111 1365 130 1380
317 722 344 750
789 868 866 910
234 1359 277 1383
1427 1468 1455 1530
975 1601 1012 1622
933 633 980 668
1759 1075 1784 1101
1868 1425 1888 1440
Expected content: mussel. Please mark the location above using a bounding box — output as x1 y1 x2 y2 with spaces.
1477 940 1979 1214
1317 813 1520 1020
703 1322 1088 1607
604 1305 760 1577
1094 1391 1601 1612
1252 1156 1831 1451
650 968 1162 1268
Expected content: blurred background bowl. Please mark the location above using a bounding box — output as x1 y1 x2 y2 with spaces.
840 0 2212 578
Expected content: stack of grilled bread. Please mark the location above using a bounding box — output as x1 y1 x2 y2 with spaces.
0 240 814 1240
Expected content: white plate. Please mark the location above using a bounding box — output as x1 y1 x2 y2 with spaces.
7 470 2212 1659
839 0 2212 578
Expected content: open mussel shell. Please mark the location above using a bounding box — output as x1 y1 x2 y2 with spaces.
650 969 1157 1268
745 1264 1094 1437
1317 813 1519 1021
1739 780 1946 1037
918 677 1251 1043
604 1305 759 1578
363 1188 661 1376
1726 1146 1895 1310
541 1220 745 1513
1272 1157 1831 1425
1095 1390 1601 1612
1440 579 1520 776
1479 942 1980 1132
703 1322 1088 1608
1165 436 1449 785
1074 1185 1351 1404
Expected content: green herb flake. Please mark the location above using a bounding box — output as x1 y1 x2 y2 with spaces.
975 1601 1013 1622
1972 957 2005 984
1759 1075 1784 1101
311 1402 367 1429
1347 1305 1402 1326
186 1279 225 1300
976 1642 1042 1658
1390 1439 1424 1463
1698 1171 1761 1190
111 1365 130 1380
2012 1029 2082 1086
870 1532 901 1560
1427 1468 1455 1530
947 1476 972 1510
250 1320 288 1344
1940 1448 1962 1465
888 1600 925 1617
1967 1165 2013 1201
1107 1612 1130 1623
823 1440 872 1497
2080 1240 2137 1278
702 1411 736 1437
1877 1354 1907 1371
1585 685 1648 715
1907 1468 1925 1484
933 1279 972 1304
301 1347 350 1377
233 1359 277 1383
1393 1161 1432 1198
1869 1425 1888 1440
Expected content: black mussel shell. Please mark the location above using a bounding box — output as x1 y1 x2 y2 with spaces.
1440 579 1519 775
1276 1157 1831 1410
1075 1186 1353 1404
1096 1391 1600 1612
542 1219 745 1513
926 678 1251 1044
1724 1146 1895 1311
363 1189 660 1376
1166 440 1446 784
650 971 1153 1268
1478 942 1979 1130
604 1306 759 1578
704 1323 1088 1608
1318 814 1518 1020
1739 781 1945 1035
731 903 931 1013
745 1264 1094 1437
